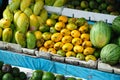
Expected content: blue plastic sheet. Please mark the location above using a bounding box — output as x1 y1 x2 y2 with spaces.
0 49 120 80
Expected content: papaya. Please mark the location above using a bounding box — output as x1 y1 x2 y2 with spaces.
26 31 36 49
9 0 21 12
30 14 40 31
24 8 33 17
20 0 31 11
37 16 45 25
3 6 14 22
33 0 44 15
14 10 22 26
0 18 11 29
15 31 26 48
40 8 48 23
2 28 12 42
16 13 29 34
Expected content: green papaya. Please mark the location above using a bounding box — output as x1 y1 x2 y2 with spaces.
37 16 45 25
30 14 40 31
3 6 14 22
14 10 22 26
40 8 48 22
33 0 44 15
45 0 55 6
26 31 36 49
24 7 33 17
20 0 31 11
2 28 12 42
53 0 66 7
9 0 21 12
15 31 26 48
16 13 29 34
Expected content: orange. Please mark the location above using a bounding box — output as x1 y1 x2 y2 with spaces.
60 28 71 36
46 18 56 27
66 51 76 57
73 45 84 53
44 40 54 48
83 47 95 55
36 38 44 47
58 15 68 23
62 43 73 52
39 47 48 52
81 33 90 41
54 42 63 50
55 22 65 31
51 33 63 42
85 55 97 61
34 31 42 40
66 23 77 30
62 36 72 43
48 48 56 54
71 30 81 38
42 32 52 40
72 38 82 45
82 40 92 48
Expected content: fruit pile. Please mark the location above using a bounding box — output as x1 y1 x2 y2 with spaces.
30 69 83 80
38 14 98 61
0 61 27 80
0 0 48 49
65 0 120 15
0 0 98 61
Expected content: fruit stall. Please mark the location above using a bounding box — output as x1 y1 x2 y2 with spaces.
0 0 120 80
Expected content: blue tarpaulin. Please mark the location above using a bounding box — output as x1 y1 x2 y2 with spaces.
0 49 120 80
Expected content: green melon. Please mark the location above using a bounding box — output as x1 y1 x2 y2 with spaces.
100 44 120 65
112 16 120 34
90 21 111 48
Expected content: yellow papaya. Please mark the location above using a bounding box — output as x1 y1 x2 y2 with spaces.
0 18 11 29
3 6 14 22
16 13 29 34
30 14 40 31
2 28 12 42
15 31 26 48
14 10 22 26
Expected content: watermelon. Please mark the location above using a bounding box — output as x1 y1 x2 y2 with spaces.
100 44 120 65
112 16 120 34
90 21 111 48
